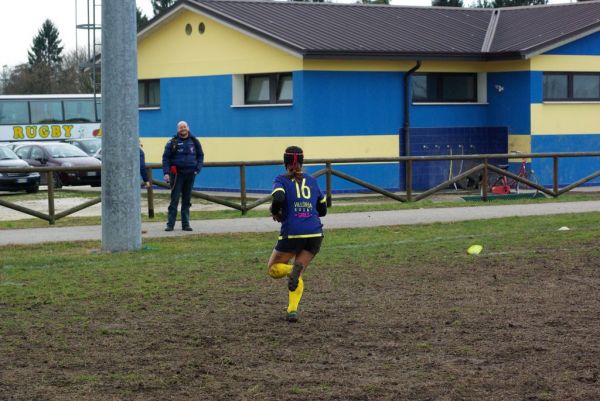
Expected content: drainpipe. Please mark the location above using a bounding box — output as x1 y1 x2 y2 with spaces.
403 60 421 198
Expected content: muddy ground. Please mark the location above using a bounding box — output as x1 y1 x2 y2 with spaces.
1 244 600 400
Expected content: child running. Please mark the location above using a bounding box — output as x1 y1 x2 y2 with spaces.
267 146 327 322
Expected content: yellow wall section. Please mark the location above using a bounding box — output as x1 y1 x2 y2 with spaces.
141 135 399 163
531 55 600 72
508 135 531 154
138 10 302 78
531 104 600 135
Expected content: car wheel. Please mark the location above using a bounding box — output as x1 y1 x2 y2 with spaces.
26 185 39 194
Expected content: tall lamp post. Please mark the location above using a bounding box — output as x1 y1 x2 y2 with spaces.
101 0 141 251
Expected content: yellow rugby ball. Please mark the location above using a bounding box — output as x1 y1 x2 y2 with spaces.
467 245 483 255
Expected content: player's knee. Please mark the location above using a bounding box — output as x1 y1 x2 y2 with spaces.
268 263 289 279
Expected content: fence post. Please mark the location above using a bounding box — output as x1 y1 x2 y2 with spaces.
553 156 559 195
406 159 413 202
47 171 56 225
240 164 247 215
326 162 332 207
146 167 154 218
482 158 489 201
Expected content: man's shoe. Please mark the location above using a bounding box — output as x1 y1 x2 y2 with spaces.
164 226 174 232
182 226 193 231
286 312 298 323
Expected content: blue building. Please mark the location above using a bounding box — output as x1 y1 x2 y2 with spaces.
137 0 600 192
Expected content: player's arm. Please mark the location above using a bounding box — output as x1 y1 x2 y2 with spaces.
270 187 285 221
317 196 327 217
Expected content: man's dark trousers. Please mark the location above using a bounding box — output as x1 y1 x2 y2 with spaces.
167 172 195 228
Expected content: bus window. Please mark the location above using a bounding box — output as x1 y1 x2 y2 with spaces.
95 100 102 122
0 100 29 125
30 100 63 124
64 99 95 123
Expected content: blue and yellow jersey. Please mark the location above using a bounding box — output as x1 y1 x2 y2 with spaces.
272 173 326 240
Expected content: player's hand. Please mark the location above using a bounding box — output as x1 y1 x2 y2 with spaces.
164 174 170 183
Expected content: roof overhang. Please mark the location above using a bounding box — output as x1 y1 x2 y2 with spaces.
522 24 600 59
137 0 600 64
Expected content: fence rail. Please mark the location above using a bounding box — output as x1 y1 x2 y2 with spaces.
1 151 599 224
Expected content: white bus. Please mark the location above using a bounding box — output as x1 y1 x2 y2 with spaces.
0 94 102 143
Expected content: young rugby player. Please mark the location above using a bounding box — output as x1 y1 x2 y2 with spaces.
267 146 327 322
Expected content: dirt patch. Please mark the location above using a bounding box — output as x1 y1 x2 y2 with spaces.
1 242 599 400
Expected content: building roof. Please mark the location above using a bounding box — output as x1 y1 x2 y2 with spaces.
141 0 600 61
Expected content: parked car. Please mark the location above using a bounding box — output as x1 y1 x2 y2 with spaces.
63 138 102 160
14 142 101 188
0 145 40 193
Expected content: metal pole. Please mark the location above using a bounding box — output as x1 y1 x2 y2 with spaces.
403 61 421 194
101 0 141 251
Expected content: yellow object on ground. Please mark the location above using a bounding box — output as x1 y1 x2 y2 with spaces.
467 245 483 255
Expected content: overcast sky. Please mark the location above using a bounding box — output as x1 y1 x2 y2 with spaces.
0 0 576 70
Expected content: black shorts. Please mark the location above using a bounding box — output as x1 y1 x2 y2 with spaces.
275 236 323 255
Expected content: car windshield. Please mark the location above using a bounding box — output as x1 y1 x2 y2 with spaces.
45 144 89 158
0 146 18 160
78 139 101 154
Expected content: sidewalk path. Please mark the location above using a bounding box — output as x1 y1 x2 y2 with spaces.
1 201 598 246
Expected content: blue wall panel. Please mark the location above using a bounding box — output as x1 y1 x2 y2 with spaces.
545 31 600 56
487 71 533 134
300 71 403 135
532 134 600 187
141 71 405 138
411 105 488 128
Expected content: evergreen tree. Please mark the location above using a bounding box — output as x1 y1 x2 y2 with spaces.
473 0 547 7
474 0 493 7
493 0 547 6
151 0 176 15
137 7 149 29
432 0 464 7
27 19 64 67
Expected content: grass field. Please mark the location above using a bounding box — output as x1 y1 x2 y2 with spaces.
1 213 600 400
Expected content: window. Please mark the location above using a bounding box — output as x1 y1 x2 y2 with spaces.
30 100 63 124
543 72 600 101
30 146 45 161
412 73 477 103
15 146 31 159
244 73 293 105
0 101 29 125
64 99 96 123
139 79 160 108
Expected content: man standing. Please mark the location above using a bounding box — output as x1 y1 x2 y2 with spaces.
162 121 204 231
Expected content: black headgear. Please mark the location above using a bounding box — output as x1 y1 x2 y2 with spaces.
283 146 304 168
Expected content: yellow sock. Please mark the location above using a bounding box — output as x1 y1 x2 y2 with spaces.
287 277 304 313
268 263 292 279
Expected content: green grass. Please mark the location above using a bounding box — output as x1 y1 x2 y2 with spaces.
1 212 598 307
1 212 599 400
